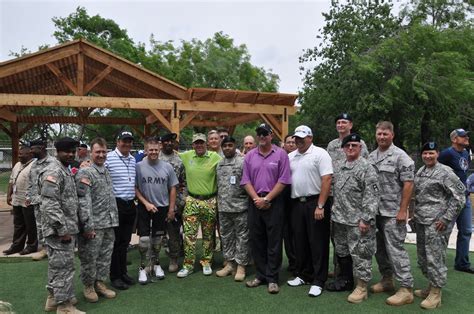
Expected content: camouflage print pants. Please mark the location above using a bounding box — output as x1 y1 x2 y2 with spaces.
182 196 217 270
416 222 453 288
375 216 414 288
166 217 183 259
218 211 250 266
45 235 76 304
333 222 375 282
78 228 115 286
33 204 44 244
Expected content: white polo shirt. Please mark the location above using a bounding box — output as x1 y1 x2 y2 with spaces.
289 144 333 198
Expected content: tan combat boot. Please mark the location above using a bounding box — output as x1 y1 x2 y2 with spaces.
32 248 47 261
95 281 116 299
45 292 56 312
234 264 246 282
370 276 394 293
216 261 234 277
386 287 414 306
347 279 368 304
414 285 431 298
56 302 85 314
168 258 179 273
420 287 442 309
83 285 98 303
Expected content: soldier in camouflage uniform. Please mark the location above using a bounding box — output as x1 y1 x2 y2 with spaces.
215 137 250 282
326 113 369 288
26 139 56 261
414 142 466 309
76 138 118 303
159 132 187 273
368 121 415 306
330 133 379 303
39 137 84 314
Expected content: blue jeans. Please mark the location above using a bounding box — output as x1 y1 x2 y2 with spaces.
455 196 472 270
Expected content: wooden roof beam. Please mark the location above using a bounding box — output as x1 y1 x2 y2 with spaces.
179 112 199 130
0 123 11 136
0 107 17 122
77 52 85 95
0 94 297 115
149 109 171 130
259 113 282 140
46 62 78 95
83 66 113 94
16 115 146 125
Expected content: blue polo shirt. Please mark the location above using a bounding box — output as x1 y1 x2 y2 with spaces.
438 147 471 185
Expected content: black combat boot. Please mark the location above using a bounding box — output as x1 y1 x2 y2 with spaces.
326 255 354 292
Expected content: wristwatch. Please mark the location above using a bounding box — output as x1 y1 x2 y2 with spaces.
263 197 270 204
317 204 324 209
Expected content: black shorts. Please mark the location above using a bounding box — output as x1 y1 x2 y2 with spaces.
136 203 168 237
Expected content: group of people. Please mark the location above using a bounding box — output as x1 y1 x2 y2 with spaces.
3 114 472 313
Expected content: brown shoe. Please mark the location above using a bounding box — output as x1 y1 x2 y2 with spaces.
234 265 246 282
268 283 280 294
83 285 99 303
32 248 48 261
95 281 116 299
246 278 263 288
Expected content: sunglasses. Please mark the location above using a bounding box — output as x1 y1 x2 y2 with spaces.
343 143 360 149
257 131 269 137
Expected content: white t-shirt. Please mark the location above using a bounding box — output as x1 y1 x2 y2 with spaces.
289 144 333 198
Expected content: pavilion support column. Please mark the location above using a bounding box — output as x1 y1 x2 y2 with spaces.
11 122 19 166
281 108 289 140
171 102 180 139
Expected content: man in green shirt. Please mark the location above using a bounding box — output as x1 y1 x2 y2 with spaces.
177 133 222 278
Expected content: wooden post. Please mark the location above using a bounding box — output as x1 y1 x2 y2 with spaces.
170 102 180 139
11 122 19 167
144 124 151 137
281 108 289 140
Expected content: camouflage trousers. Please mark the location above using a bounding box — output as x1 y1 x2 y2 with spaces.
218 211 250 266
166 217 183 259
78 228 115 286
45 235 76 304
416 222 454 288
333 222 375 282
182 195 217 270
375 216 414 288
33 204 44 244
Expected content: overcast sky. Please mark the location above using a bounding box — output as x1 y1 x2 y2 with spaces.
0 0 335 94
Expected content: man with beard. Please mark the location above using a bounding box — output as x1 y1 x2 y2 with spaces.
135 137 178 283
40 137 84 313
159 132 187 273
26 139 56 261
76 138 118 302
215 136 250 281
241 123 291 294
4 145 36 256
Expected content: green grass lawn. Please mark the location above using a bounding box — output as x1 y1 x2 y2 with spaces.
0 243 473 313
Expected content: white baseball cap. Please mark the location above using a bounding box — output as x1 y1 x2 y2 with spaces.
293 125 313 138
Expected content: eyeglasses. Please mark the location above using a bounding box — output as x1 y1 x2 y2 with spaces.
220 135 228 139
257 132 269 137
343 143 360 149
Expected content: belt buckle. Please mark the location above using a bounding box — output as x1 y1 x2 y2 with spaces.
300 197 306 202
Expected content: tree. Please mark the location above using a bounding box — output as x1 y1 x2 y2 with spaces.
299 1 473 151
298 2 401 147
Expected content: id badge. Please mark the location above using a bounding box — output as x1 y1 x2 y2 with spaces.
230 175 236 185
12 184 17 194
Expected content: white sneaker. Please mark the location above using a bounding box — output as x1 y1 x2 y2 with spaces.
308 285 323 297
154 264 165 280
177 268 193 278
138 267 148 285
287 277 306 287
202 264 212 276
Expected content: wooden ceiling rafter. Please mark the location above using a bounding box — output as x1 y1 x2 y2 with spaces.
46 62 78 95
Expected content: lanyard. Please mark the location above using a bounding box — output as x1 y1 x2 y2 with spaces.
115 151 132 182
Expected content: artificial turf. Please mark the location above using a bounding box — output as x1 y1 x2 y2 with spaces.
0 243 472 313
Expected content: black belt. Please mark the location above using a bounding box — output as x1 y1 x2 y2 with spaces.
116 198 135 204
257 192 269 197
293 195 318 202
188 192 216 201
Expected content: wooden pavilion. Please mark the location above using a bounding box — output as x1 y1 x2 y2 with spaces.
0 39 297 164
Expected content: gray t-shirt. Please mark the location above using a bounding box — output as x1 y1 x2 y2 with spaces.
136 159 179 207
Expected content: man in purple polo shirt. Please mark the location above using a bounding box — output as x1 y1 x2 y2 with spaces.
241 123 291 294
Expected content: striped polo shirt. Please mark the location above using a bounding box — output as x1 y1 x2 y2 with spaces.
105 148 136 201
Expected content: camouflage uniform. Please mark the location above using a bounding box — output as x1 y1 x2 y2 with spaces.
76 163 119 286
40 159 79 304
216 154 250 266
332 157 380 282
369 144 415 288
414 163 466 288
159 150 187 259
26 155 55 244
